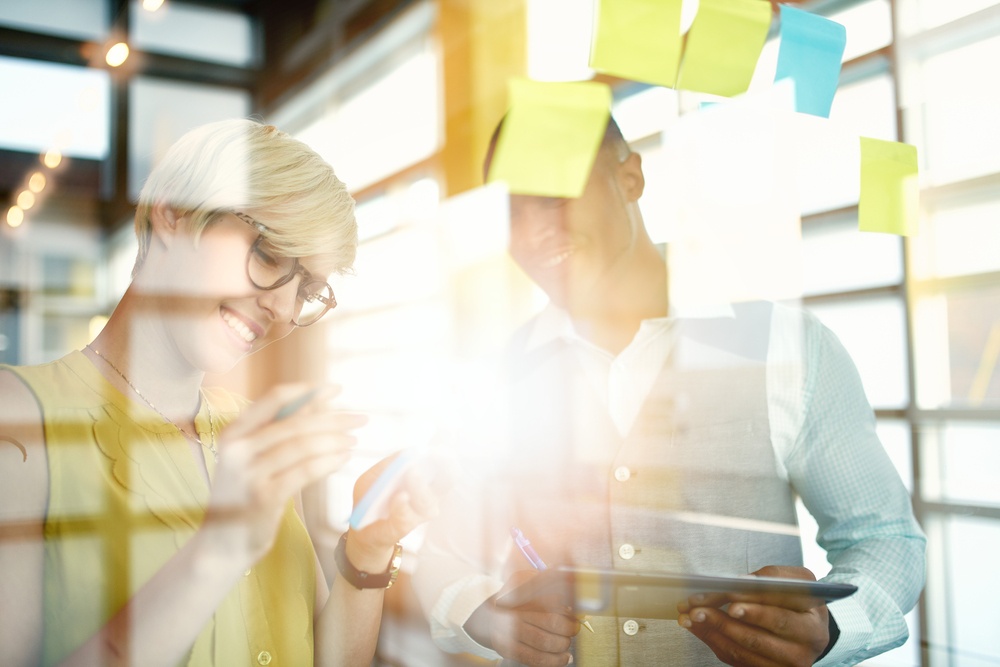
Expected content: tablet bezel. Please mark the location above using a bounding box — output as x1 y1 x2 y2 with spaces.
494 567 857 619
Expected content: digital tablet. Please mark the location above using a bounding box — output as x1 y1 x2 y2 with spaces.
494 567 857 620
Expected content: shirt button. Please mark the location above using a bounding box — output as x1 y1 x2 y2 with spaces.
257 650 272 665
623 619 640 636
244 568 252 577
614 466 631 482
618 543 635 560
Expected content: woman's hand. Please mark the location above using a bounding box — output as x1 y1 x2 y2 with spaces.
199 384 366 570
344 452 449 571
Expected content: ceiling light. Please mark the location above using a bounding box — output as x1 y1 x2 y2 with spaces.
43 150 62 169
6 206 24 228
28 172 46 193
106 42 130 67
16 191 35 210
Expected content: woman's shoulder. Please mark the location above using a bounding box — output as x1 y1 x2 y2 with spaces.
0 366 44 436
0 367 49 524
2 351 104 407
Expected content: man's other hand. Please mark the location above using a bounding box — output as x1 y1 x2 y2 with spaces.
464 570 579 667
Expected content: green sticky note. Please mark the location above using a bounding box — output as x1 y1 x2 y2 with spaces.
859 137 920 236
589 0 684 87
676 0 773 97
487 79 612 199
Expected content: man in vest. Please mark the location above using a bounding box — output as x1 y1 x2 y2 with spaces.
413 115 925 666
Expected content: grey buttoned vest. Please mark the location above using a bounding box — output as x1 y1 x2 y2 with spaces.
498 302 803 666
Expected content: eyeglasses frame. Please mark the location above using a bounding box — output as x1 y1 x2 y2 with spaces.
232 211 337 326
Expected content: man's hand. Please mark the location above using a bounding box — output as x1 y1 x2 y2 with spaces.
677 566 831 667
464 571 579 667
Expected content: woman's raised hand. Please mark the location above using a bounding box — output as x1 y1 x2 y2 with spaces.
343 452 451 570
200 384 365 569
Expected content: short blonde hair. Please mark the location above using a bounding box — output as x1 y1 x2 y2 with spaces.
133 118 357 276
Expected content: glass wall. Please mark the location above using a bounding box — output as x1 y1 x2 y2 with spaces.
0 0 258 365
288 0 997 664
606 1 1000 664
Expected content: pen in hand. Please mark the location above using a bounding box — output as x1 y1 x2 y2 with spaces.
510 526 595 633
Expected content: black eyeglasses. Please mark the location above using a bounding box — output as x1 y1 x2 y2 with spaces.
233 212 337 326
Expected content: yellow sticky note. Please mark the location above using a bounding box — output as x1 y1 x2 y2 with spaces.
487 79 612 199
589 0 684 87
859 137 920 236
676 0 772 97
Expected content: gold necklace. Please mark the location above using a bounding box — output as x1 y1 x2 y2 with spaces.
86 345 218 462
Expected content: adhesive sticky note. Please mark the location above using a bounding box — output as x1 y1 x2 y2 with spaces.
589 0 684 87
487 78 612 199
774 6 847 117
676 0 773 97
859 137 920 236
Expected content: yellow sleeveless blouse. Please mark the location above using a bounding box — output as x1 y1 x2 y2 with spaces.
5 351 316 666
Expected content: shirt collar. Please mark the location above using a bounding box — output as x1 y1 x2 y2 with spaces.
523 301 737 354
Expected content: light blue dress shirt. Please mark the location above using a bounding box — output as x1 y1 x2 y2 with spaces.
416 302 926 666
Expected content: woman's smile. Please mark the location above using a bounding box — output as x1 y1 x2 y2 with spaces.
221 308 261 346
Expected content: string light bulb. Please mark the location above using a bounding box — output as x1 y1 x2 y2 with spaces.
16 191 35 211
6 206 24 228
28 172 46 193
143 0 165 10
43 150 62 169
106 42 130 67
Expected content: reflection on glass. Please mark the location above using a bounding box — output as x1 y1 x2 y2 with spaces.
801 211 902 296
613 86 680 143
128 76 250 199
878 419 914 493
829 0 893 62
912 35 1000 183
911 195 1000 280
809 297 909 408
0 0 107 41
791 73 895 217
921 422 1000 507
333 224 445 313
296 44 440 193
41 256 95 297
914 285 1000 409
41 314 92 364
527 0 595 82
830 74 897 142
899 0 1000 34
925 514 1000 666
129 0 255 67
0 56 110 159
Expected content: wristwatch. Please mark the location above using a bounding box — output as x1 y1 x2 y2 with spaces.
334 532 403 590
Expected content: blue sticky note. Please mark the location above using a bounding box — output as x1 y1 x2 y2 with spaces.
774 6 847 118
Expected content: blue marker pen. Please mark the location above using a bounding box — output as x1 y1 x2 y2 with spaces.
510 526 595 633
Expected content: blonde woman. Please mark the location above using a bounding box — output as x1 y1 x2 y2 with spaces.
0 119 436 666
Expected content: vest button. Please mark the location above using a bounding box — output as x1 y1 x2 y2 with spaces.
614 466 631 482
623 619 640 636
257 650 272 665
618 543 635 560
